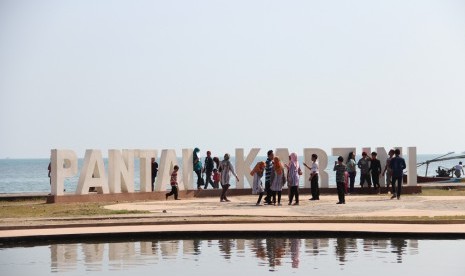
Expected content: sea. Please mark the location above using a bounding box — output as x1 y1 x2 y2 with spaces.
0 154 463 194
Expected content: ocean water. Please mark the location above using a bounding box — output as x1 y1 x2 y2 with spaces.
0 155 463 194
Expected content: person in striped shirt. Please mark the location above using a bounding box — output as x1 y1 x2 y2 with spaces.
264 150 274 205
165 165 180 200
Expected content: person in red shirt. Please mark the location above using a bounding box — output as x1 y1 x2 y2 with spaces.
165 165 180 200
212 168 220 189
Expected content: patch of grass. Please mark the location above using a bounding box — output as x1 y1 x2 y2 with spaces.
421 187 465 196
0 199 148 219
332 215 465 221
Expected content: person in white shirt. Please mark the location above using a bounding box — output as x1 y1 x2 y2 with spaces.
303 154 320 201
454 162 464 178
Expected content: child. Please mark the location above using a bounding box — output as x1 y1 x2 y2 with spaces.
250 161 266 205
165 165 180 200
334 156 346 204
212 168 220 189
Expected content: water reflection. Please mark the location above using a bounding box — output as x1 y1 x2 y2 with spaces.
219 239 234 260
50 244 77 272
391 238 408 263
1 237 459 275
52 238 418 271
335 238 347 264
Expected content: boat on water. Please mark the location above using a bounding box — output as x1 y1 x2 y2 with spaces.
416 175 452 183
410 152 465 183
403 173 451 184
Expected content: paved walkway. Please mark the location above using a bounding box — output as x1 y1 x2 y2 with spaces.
2 194 465 240
106 194 465 218
2 223 465 239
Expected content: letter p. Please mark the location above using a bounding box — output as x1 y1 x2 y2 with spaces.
51 149 78 196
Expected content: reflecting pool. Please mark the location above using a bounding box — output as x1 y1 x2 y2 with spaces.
1 237 464 275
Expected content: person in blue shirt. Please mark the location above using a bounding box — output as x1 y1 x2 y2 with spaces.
193 148 204 189
389 149 406 200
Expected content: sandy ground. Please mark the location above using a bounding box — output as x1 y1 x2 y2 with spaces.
2 194 465 239
105 194 465 218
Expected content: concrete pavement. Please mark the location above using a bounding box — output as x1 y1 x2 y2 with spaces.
2 194 465 241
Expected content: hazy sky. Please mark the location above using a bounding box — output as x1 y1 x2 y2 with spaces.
1 0 464 158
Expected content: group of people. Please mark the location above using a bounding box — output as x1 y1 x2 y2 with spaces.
164 148 410 203
247 149 408 206
49 149 464 202
338 149 407 202
166 148 240 201
250 151 303 206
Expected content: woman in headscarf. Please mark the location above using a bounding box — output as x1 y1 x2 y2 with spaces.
219 153 239 202
286 153 302 205
193 148 204 189
250 161 266 206
270 156 286 206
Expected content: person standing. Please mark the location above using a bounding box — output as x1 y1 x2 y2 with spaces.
344 170 349 194
203 151 215 189
48 162 52 185
219 153 239 202
382 149 395 192
334 156 346 204
454 162 464 178
212 168 221 189
303 154 320 200
287 153 302 205
251 161 266 205
346 152 357 193
213 157 221 188
193 148 204 189
271 156 286 206
264 150 274 205
390 149 406 200
151 158 159 192
213 157 220 170
357 152 372 188
370 152 382 192
165 165 180 200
